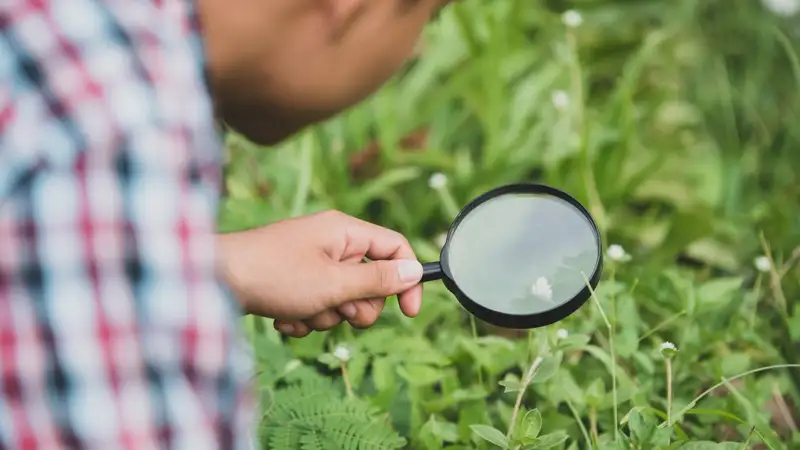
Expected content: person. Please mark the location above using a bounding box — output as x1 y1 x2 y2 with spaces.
0 0 452 448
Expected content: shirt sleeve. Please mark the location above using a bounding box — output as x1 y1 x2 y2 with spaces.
0 1 255 449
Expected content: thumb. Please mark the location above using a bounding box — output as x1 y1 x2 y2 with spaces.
329 259 423 305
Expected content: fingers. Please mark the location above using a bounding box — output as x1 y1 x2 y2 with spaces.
398 284 423 317
273 320 310 338
343 218 424 318
339 298 386 329
340 216 417 262
316 212 425 318
305 309 343 331
275 298 386 337
329 259 422 308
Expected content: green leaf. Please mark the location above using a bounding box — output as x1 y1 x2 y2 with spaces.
585 379 605 406
423 387 489 411
627 409 648 444
317 353 341 369
289 330 328 358
531 431 569 449
521 409 542 440
616 326 639 358
397 364 442 387
420 415 459 449
349 167 421 210
531 353 562 384
555 334 591 351
652 426 673 447
470 424 509 448
721 353 751 376
696 277 743 310
347 353 369 390
371 357 396 393
499 373 523 393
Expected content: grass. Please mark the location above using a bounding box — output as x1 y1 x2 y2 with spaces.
219 0 800 448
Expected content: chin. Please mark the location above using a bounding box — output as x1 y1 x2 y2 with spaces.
220 102 350 147
216 107 303 147
226 121 295 147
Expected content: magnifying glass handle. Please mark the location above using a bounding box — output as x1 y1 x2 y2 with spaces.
421 261 443 283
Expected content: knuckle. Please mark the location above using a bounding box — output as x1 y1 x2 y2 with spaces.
320 209 344 221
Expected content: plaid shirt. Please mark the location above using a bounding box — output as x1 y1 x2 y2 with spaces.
1 1 255 449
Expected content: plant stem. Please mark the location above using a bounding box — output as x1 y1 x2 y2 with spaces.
665 363 800 427
584 273 618 442
590 406 598 442
772 382 798 433
507 354 544 440
566 400 593 449
341 363 354 399
666 358 673 425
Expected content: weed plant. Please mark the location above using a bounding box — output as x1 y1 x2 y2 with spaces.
220 0 800 448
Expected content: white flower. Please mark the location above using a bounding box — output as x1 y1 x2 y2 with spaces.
531 276 553 301
562 10 583 28
333 345 350 363
556 329 569 339
551 90 570 111
428 172 448 190
606 244 631 263
763 0 800 16
659 341 678 358
754 255 771 273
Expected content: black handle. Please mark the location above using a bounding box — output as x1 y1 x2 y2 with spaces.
421 261 443 282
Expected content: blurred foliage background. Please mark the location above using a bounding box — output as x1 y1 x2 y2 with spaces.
218 0 800 448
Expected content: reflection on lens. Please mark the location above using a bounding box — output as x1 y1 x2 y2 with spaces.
445 192 599 316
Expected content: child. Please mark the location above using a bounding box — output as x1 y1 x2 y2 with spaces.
0 0 451 448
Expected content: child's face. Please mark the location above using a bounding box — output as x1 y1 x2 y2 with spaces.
205 0 452 145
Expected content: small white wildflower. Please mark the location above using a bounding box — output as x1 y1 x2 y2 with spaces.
551 90 570 111
606 244 631 263
754 255 771 273
562 10 583 28
333 345 350 363
556 329 569 340
659 342 678 358
762 0 800 16
428 172 448 190
531 276 553 301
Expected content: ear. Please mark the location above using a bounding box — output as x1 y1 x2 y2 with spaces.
321 0 368 41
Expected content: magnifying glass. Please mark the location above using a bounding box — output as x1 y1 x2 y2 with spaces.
420 183 603 329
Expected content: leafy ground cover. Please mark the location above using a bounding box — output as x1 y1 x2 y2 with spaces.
218 0 800 448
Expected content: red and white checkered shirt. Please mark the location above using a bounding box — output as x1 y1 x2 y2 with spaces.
0 1 255 448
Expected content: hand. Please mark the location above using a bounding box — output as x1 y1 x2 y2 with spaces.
216 210 424 337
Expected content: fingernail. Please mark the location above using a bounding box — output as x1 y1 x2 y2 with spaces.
397 259 423 283
340 302 358 319
277 323 294 334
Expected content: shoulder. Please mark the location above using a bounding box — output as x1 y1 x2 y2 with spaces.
1 0 221 196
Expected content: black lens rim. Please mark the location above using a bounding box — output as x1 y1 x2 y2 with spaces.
439 183 604 330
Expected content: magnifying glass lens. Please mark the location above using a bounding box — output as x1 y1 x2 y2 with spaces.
444 192 600 316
